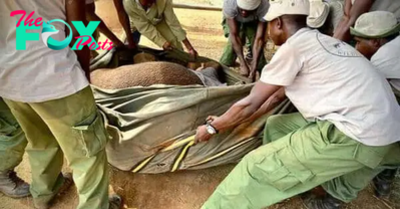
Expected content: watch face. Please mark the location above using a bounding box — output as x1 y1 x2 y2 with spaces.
206 125 216 134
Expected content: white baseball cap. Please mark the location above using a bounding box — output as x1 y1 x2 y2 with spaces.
350 11 400 38
264 0 310 21
307 0 330 28
237 0 262 11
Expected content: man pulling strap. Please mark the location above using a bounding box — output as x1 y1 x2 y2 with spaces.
195 0 400 208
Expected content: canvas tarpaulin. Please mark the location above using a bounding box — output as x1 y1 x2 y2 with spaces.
93 84 293 174
90 47 294 174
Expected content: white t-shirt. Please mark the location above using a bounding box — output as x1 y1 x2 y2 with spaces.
260 28 400 146
0 0 88 103
371 36 400 91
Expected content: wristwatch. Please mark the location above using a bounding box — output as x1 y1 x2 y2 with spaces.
205 123 218 135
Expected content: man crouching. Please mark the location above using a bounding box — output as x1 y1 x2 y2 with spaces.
195 0 400 209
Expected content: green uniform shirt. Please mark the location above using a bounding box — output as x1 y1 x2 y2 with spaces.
123 0 187 47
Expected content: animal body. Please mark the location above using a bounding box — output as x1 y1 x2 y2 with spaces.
91 61 203 89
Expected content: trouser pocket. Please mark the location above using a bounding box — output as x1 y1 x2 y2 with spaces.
73 111 108 158
248 146 315 192
354 143 388 169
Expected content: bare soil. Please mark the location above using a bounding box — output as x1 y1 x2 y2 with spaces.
0 0 399 209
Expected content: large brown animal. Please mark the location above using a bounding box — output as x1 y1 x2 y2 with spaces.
91 61 204 89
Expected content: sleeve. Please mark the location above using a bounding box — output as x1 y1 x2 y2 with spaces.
163 0 187 42
260 43 303 86
126 6 167 47
223 0 237 19
371 49 400 79
257 0 269 22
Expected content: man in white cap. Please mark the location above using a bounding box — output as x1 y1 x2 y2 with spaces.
334 0 400 43
220 0 269 80
195 0 400 208
323 11 400 200
307 0 345 36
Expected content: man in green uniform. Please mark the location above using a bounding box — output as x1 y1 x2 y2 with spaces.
0 0 122 208
195 0 400 208
0 99 29 198
114 0 198 58
333 0 400 43
346 11 400 198
221 0 269 80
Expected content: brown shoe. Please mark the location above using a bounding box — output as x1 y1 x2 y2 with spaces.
0 170 30 198
34 173 74 209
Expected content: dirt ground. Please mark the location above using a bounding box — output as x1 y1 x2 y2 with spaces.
0 0 399 208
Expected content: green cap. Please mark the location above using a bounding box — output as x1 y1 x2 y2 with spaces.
350 11 400 39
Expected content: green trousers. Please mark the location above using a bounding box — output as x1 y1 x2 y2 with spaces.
0 98 27 172
220 19 266 71
4 87 110 209
202 113 400 209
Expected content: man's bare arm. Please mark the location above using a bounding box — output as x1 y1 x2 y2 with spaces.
250 21 266 79
333 0 374 42
113 0 136 48
211 82 283 132
66 0 91 82
227 18 249 75
86 2 124 47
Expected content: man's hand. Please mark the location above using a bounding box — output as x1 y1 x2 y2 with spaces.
188 48 198 59
195 125 213 143
163 41 173 50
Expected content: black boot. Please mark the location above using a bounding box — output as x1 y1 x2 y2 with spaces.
109 194 123 209
302 192 343 209
372 169 398 198
0 170 30 198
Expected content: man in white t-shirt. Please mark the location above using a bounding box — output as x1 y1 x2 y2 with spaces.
195 0 400 208
0 0 121 208
346 11 400 198
334 0 400 43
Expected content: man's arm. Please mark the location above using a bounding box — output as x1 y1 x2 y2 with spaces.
66 0 91 82
250 21 266 80
333 0 374 42
113 0 136 48
85 2 125 47
227 18 250 76
195 82 285 142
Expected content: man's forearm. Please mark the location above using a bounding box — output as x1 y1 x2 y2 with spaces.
75 49 91 81
182 38 194 50
211 85 283 132
113 0 135 46
231 35 246 66
333 0 374 41
119 12 135 45
244 88 285 123
66 0 90 81
251 22 266 72
87 12 123 46
251 37 264 71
